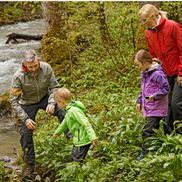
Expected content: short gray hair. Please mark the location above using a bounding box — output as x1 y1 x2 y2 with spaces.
23 49 38 63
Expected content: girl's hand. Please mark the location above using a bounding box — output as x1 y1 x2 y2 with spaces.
136 103 141 112
145 95 154 101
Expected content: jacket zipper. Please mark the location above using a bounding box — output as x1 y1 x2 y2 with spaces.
33 75 40 102
143 74 147 112
156 31 169 74
78 129 80 141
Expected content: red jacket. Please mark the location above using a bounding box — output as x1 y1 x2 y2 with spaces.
145 17 182 76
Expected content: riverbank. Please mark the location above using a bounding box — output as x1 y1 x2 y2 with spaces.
0 18 45 181
0 2 42 26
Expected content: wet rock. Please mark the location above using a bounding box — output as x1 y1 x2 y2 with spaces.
4 164 21 171
0 156 11 162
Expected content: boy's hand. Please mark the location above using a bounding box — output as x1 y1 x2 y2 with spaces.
52 134 60 138
92 139 98 148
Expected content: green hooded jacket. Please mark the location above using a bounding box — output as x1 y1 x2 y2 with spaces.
54 101 97 146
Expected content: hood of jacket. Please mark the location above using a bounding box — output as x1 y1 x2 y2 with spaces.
144 62 161 74
66 100 86 112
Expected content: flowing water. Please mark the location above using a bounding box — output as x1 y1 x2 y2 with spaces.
0 19 46 158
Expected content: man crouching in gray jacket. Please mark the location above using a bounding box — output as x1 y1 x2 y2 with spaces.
10 49 65 179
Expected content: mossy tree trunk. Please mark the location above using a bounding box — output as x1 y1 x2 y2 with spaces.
41 2 68 38
41 2 73 67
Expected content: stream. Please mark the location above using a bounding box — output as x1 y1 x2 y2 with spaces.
0 19 46 159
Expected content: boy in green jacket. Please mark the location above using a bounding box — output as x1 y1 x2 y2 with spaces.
52 88 98 162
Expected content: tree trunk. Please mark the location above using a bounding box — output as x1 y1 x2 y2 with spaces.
41 2 68 38
97 3 114 47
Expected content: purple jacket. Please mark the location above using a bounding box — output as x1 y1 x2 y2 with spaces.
137 63 169 117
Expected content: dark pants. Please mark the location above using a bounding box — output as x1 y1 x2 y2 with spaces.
165 76 182 134
71 144 91 162
20 95 65 167
142 117 163 153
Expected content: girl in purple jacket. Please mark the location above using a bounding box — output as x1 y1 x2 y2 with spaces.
134 50 169 160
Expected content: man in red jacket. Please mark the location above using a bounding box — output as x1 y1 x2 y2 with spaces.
139 4 182 134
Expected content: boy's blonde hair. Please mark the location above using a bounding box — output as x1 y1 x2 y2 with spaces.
54 87 72 102
139 4 167 19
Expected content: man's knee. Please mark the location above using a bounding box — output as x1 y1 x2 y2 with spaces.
20 128 33 149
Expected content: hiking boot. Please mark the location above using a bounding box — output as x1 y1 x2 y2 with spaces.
136 152 145 161
22 165 35 180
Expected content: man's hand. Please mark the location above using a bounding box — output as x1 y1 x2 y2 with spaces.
46 104 55 114
25 119 36 130
177 76 182 87
136 103 141 112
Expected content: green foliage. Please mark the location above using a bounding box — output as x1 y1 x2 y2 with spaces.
41 2 139 81
34 2 182 181
161 2 182 24
0 162 5 178
0 2 42 26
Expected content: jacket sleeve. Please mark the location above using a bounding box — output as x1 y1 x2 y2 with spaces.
54 119 67 135
47 64 60 105
71 110 97 141
137 91 142 104
172 23 182 76
152 74 170 100
137 73 142 104
10 76 29 123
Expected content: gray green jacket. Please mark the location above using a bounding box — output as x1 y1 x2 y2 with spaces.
54 101 97 146
10 61 59 122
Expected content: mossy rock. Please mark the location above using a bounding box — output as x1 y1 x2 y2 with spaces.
0 92 12 117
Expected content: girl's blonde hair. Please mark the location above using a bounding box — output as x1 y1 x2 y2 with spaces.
139 4 167 19
54 87 72 102
134 50 153 64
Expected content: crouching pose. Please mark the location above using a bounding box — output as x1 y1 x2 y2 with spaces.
53 87 98 162
10 49 65 179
